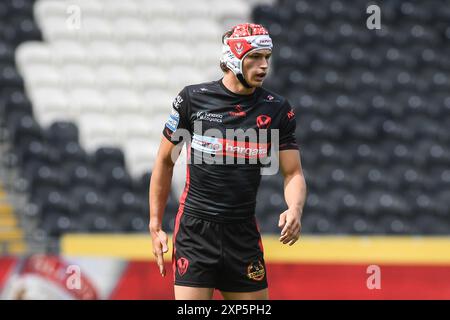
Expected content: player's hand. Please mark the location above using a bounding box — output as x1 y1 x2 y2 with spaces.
278 208 302 246
150 226 169 277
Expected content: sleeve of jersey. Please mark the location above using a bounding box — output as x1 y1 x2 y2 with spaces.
279 101 299 151
162 88 190 145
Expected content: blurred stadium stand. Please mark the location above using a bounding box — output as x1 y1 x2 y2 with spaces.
0 0 449 254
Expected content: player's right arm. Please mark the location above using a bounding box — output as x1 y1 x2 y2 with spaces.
149 88 190 277
149 137 183 277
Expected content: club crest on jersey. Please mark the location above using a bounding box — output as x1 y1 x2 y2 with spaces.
229 104 246 117
177 257 189 276
247 260 265 281
256 115 271 129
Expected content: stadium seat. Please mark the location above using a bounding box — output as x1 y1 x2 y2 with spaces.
94 147 126 169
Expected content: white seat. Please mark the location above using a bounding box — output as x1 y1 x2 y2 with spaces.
144 114 169 136
104 89 142 114
87 41 124 65
174 0 211 19
139 0 177 19
122 41 158 65
96 65 132 89
147 19 184 41
167 66 207 89
206 65 223 80
69 88 105 113
39 16 80 42
103 0 139 19
29 87 72 125
184 19 221 41
123 138 160 178
113 114 153 143
192 42 221 67
79 17 113 41
159 42 194 65
21 64 61 87
70 0 103 17
212 0 251 21
34 1 67 25
131 65 168 90
15 42 52 67
141 89 173 114
112 18 148 42
60 64 96 88
78 114 119 152
51 41 87 64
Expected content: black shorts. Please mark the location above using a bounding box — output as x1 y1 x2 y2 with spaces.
172 213 268 292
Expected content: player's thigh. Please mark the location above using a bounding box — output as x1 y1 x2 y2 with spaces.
220 288 269 300
174 285 214 300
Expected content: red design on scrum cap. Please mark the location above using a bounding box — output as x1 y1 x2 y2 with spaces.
226 23 270 59
229 23 269 38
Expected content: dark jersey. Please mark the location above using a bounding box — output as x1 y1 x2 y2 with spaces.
163 79 298 222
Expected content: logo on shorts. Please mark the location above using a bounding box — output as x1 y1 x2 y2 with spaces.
256 115 271 129
247 260 265 281
177 257 189 276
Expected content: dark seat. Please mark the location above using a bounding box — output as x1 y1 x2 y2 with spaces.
100 164 133 192
8 16 41 45
0 42 14 64
46 121 79 147
1 89 33 123
94 147 125 169
40 213 76 238
340 213 374 235
301 212 337 234
0 63 23 87
28 165 67 199
8 114 43 147
74 189 113 217
67 164 103 189
134 171 151 197
117 212 148 233
37 190 75 218
112 191 146 215
79 212 117 233
60 142 89 168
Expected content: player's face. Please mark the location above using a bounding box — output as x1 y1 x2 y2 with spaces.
243 49 271 87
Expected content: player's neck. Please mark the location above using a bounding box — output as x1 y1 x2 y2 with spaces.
222 73 256 96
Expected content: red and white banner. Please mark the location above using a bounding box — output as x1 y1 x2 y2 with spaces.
1 256 449 299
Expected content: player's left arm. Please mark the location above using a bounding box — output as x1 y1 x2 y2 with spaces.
278 149 307 246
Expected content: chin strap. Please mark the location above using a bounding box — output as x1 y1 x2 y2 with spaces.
236 73 252 88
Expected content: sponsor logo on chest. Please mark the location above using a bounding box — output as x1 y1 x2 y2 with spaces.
196 111 223 123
